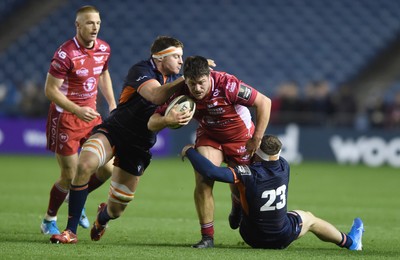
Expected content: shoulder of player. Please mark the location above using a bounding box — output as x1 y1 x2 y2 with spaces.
211 71 241 91
127 60 156 78
123 60 157 87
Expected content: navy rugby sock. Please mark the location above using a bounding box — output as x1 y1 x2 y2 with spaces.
66 184 88 234
97 204 112 226
337 232 353 249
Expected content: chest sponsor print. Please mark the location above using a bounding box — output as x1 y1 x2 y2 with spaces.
84 77 97 91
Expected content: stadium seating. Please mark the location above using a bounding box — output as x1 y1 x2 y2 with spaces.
0 0 27 22
1 0 400 99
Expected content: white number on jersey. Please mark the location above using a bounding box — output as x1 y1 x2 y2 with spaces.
260 184 287 211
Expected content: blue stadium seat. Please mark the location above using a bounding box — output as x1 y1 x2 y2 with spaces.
1 0 400 103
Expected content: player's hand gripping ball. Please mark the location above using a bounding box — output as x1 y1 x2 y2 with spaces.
165 95 196 129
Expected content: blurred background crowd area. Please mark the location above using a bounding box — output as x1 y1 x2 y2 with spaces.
2 0 400 130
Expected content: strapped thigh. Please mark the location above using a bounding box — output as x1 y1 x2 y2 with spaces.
81 137 107 168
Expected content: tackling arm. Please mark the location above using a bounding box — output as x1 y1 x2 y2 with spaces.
184 147 235 183
139 76 185 105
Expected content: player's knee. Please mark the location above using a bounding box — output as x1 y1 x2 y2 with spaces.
302 210 319 228
96 162 113 182
77 159 97 177
108 181 134 206
305 211 315 218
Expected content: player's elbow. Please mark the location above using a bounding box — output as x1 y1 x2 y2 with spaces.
145 95 161 105
261 94 272 109
202 168 219 180
44 86 54 100
146 90 166 105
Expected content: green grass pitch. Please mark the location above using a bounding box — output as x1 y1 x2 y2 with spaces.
0 155 399 259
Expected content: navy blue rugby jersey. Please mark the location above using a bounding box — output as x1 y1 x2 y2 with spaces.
235 157 291 233
101 58 182 150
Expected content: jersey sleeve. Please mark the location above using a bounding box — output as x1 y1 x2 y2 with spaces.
124 63 155 90
102 42 111 72
48 48 72 79
233 165 253 183
223 74 258 106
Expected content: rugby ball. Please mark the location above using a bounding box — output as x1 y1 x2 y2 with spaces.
165 95 196 129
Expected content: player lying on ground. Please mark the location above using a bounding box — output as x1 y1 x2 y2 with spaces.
181 135 364 250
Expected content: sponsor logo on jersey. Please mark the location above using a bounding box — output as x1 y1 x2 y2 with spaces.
83 77 96 92
208 107 225 115
99 44 108 52
93 66 104 75
76 67 89 77
72 50 82 57
94 55 104 63
236 165 251 175
207 101 218 108
238 84 252 100
237 145 247 154
226 81 237 93
212 88 220 97
79 59 85 65
135 75 148 81
51 60 62 70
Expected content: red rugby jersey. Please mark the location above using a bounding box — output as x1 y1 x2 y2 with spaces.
157 71 258 141
48 37 111 112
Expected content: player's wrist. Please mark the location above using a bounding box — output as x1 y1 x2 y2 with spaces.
252 135 262 142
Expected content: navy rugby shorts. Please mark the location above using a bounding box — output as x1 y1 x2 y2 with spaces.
239 211 303 249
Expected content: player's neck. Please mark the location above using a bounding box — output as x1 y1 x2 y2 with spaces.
76 35 95 49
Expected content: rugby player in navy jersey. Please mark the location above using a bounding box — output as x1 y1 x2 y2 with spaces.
181 135 364 250
50 36 195 244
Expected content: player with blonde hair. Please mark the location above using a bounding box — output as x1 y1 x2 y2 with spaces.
41 5 116 235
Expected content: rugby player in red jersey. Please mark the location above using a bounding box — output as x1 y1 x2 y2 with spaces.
148 56 272 248
41 5 116 235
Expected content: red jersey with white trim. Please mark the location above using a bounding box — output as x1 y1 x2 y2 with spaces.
48 37 111 112
157 70 258 142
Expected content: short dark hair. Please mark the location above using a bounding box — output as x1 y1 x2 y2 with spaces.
76 5 99 17
150 36 184 54
260 135 282 155
183 56 210 80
